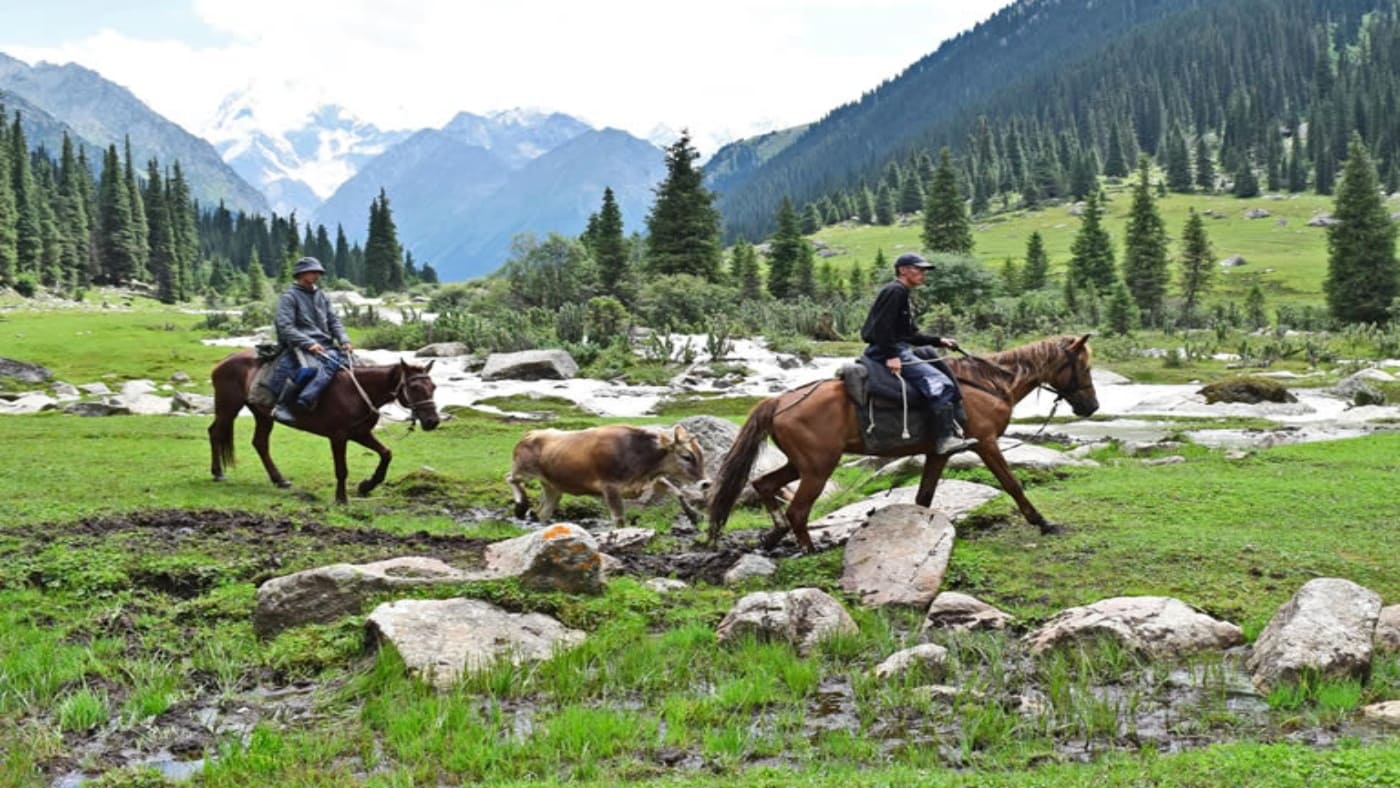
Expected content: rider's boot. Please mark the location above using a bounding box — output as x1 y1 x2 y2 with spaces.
272 380 300 424
931 403 976 456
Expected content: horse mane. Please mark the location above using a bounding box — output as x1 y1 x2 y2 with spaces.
948 335 1085 392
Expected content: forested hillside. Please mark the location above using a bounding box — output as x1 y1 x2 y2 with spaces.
715 0 1399 241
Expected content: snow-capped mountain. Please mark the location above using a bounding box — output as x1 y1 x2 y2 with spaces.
204 94 412 219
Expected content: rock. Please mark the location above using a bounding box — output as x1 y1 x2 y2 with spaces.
110 392 171 415
774 354 803 370
483 523 605 594
367 598 585 688
1244 208 1271 219
415 342 470 358
947 442 1099 471
0 392 57 414
77 382 112 396
50 382 80 401
1377 605 1400 652
806 481 1000 550
723 553 777 585
874 643 948 680
1247 578 1382 691
64 401 132 417
594 527 655 554
921 591 1014 633
480 349 578 381
645 578 688 594
840 505 955 609
1025 596 1244 659
253 557 468 637
1332 373 1386 407
675 414 815 504
1307 213 1338 227
1198 377 1297 404
171 391 216 414
0 357 53 383
1219 255 1248 268
716 588 858 655
1142 455 1187 466
1361 701 1400 726
170 371 191 383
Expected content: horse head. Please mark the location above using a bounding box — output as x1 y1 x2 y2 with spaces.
395 359 441 430
1052 334 1099 417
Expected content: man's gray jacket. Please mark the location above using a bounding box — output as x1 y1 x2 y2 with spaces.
274 284 349 351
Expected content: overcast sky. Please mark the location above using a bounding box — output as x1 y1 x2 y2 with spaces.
1 0 1009 151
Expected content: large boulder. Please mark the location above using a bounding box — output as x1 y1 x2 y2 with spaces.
0 357 52 384
1025 596 1244 659
1246 578 1382 691
806 481 1000 550
921 591 1014 633
480 349 578 381
946 442 1099 471
253 557 469 637
874 643 948 680
674 414 800 504
716 588 857 655
1377 605 1400 653
482 523 604 594
0 392 57 415
1362 701 1400 726
64 401 132 417
415 342 469 358
171 391 216 414
723 553 777 585
367 598 585 688
839 505 954 609
1331 372 1387 407
1198 377 1297 404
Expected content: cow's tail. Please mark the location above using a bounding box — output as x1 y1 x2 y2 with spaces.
707 396 780 543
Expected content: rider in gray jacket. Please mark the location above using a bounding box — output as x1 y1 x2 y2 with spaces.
272 257 352 423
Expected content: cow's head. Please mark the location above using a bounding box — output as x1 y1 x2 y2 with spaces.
659 425 709 488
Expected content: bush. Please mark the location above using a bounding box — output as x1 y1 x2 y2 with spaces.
13 275 38 298
585 296 630 346
635 274 738 332
239 302 273 330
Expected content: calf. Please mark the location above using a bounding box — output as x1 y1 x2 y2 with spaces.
507 424 708 526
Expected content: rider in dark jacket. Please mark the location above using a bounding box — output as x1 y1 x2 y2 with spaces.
271 257 352 423
861 253 974 454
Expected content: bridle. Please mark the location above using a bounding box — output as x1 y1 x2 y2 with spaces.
392 370 437 431
1031 344 1094 434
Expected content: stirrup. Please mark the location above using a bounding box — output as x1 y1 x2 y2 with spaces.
934 435 977 456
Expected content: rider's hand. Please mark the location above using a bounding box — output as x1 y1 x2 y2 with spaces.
942 338 960 351
307 343 325 355
885 357 902 373
341 342 354 352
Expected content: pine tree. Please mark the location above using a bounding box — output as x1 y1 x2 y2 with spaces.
333 225 351 285
1232 156 1260 198
364 189 404 295
1325 134 1399 324
143 161 179 303
592 187 629 299
1165 126 1193 193
122 138 148 281
870 249 888 289
1104 122 1129 178
1069 152 1097 201
1178 208 1215 321
897 170 924 214
730 239 762 301
766 197 803 300
847 255 866 295
644 130 721 280
855 187 874 224
1245 284 1268 328
1194 137 1215 192
95 145 140 285
1000 257 1022 296
1069 190 1116 295
1287 127 1308 192
9 115 42 277
874 184 896 225
1122 157 1170 324
921 148 973 254
802 202 823 234
167 162 197 298
0 120 19 285
246 248 267 302
1105 279 1139 335
1022 230 1049 290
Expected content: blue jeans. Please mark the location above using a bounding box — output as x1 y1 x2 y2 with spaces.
893 345 957 406
296 348 344 410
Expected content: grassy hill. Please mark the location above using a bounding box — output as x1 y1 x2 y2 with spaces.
809 187 1399 311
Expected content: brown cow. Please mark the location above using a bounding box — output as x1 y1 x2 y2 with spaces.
507 424 708 526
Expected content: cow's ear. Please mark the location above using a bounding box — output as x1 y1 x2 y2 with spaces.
673 425 690 445
655 428 673 448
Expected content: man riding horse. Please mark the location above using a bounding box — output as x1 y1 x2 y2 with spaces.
861 252 975 456
271 256 353 424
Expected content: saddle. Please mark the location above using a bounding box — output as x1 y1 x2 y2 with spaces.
837 346 960 453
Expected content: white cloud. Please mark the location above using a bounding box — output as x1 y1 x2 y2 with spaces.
3 0 1007 150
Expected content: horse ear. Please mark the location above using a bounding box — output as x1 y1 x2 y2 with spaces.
1070 333 1092 351
425 360 435 372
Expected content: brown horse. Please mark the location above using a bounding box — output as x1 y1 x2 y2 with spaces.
208 350 441 502
708 334 1098 551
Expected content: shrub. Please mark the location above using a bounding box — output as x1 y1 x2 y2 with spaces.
13 275 38 298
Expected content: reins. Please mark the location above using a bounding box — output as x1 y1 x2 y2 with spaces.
322 351 434 436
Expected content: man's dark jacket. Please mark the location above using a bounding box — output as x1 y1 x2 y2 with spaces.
860 281 940 361
274 284 349 351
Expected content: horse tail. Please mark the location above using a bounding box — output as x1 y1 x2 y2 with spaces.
208 352 250 474
212 417 236 469
707 396 780 540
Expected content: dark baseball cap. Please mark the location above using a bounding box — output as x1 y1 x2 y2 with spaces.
894 252 935 271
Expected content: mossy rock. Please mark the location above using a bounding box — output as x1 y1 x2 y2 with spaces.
1197 376 1297 404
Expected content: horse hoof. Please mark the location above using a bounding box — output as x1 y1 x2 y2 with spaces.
1038 522 1063 536
275 480 292 489
212 475 225 483
357 483 374 497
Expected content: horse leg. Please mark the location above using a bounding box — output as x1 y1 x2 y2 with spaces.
915 453 951 508
349 431 392 497
331 436 350 504
748 463 799 546
974 443 1056 534
782 463 839 553
250 413 291 488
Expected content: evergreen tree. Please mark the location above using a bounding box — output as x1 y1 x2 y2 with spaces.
1232 156 1260 198
1245 284 1268 328
1194 137 1215 192
1325 134 1399 324
1105 279 1139 335
9 116 41 276
897 170 924 214
1104 122 1129 178
1000 257 1022 296
246 249 267 302
802 202 823 234
792 241 816 299
1022 230 1049 290
874 184 896 225
1069 190 1116 295
95 145 141 285
1178 208 1215 320
122 137 148 280
1069 151 1098 201
644 130 721 280
767 197 804 300
333 225 351 285
167 163 198 297
730 239 762 301
921 147 973 255
1122 156 1170 324
143 161 179 303
592 187 629 299
0 119 15 285
1287 127 1308 192
1165 126 1193 193
855 187 874 224
364 189 404 295
847 255 866 295
870 248 888 289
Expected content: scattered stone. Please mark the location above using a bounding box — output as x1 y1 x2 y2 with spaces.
480 349 578 381
921 591 1013 633
77 382 112 396
170 371 191 384
1307 213 1338 227
1244 208 1271 219
1331 373 1386 407
253 557 468 637
874 644 948 680
483 523 605 594
593 527 655 554
645 578 688 594
1361 701 1400 726
840 505 954 609
1377 605 1400 653
1142 456 1187 466
64 401 132 417
947 442 1099 471
367 598 585 688
723 553 777 585
415 342 470 358
806 481 999 550
1247 578 1382 692
1218 255 1248 268
0 357 53 383
1025 596 1244 659
50 381 81 400
1198 377 1297 404
0 392 57 415
171 391 216 414
910 684 974 705
716 588 858 655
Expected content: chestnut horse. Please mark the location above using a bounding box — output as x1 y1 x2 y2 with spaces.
208 350 441 502
708 335 1099 551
